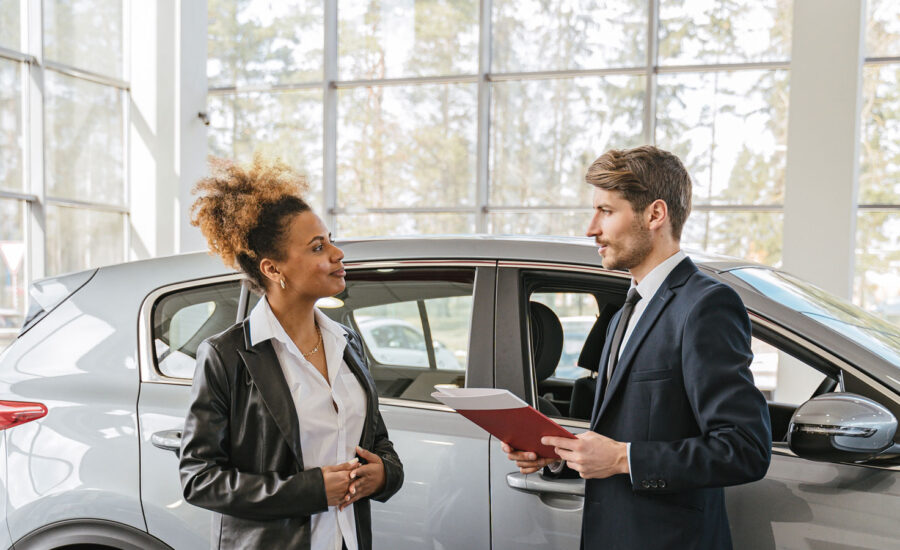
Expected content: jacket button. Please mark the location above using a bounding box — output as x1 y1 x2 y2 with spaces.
641 480 650 489
659 480 666 488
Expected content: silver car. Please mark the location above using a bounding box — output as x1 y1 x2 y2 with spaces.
1 236 899 550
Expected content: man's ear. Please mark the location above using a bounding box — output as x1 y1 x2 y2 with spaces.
646 199 669 232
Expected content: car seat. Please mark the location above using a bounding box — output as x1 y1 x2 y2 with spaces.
568 303 618 420
529 302 564 417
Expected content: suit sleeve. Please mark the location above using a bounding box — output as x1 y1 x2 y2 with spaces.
347 331 404 502
628 284 772 493
179 341 329 520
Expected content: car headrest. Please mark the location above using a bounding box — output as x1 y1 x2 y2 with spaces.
529 302 563 383
576 303 619 373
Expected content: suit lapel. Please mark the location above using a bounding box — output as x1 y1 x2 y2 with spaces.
237 319 305 466
592 258 697 427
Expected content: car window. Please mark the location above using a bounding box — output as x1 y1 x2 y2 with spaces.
320 268 475 404
530 291 600 380
151 280 242 379
750 337 827 405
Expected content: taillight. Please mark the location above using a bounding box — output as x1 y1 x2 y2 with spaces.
0 400 48 431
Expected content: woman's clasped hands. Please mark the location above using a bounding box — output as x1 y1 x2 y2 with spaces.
322 446 386 510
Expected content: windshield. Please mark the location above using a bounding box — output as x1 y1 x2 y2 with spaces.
732 267 900 368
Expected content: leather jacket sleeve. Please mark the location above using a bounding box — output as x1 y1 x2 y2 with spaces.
179 341 329 520
346 331 404 502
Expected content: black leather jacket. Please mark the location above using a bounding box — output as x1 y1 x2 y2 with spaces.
179 319 404 549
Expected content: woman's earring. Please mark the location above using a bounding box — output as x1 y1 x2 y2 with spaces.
280 278 286 290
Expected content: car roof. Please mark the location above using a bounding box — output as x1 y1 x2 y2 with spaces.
105 235 762 278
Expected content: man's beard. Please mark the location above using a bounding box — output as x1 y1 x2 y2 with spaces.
601 218 653 271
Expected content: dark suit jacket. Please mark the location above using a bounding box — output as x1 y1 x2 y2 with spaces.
582 257 771 550
179 320 403 550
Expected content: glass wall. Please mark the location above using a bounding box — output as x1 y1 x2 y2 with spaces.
208 0 793 253
0 0 129 350
858 0 900 324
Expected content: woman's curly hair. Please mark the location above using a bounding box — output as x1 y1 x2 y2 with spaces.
191 154 311 293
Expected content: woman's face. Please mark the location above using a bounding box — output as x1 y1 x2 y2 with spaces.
268 211 345 299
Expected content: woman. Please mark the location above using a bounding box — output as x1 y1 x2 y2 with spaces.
179 156 403 550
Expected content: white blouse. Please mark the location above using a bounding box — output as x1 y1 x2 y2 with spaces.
249 298 367 550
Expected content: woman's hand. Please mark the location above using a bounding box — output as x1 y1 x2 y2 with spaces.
322 459 359 507
339 447 386 510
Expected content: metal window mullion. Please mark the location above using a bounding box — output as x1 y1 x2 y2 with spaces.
26 0 45 281
475 0 493 233
644 0 659 144
323 0 338 232
42 60 130 90
655 60 790 74
44 197 131 214
0 45 32 63
334 74 479 89
209 81 325 95
487 66 647 82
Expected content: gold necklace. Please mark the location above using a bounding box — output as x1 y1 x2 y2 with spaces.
301 324 322 358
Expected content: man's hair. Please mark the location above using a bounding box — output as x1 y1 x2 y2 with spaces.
585 146 692 240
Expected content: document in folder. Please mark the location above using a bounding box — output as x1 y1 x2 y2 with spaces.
431 387 576 459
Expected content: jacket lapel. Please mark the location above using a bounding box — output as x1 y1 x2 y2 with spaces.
589 311 619 428
342 331 377 449
592 258 697 427
237 319 305 466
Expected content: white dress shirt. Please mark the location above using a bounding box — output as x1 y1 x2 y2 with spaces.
249 298 366 550
618 249 687 360
621 249 687 481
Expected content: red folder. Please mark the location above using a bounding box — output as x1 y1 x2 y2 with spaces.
431 387 576 459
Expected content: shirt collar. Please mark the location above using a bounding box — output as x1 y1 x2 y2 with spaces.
248 296 347 348
630 249 687 302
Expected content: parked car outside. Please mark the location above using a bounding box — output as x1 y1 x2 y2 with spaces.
356 316 463 371
1 236 899 549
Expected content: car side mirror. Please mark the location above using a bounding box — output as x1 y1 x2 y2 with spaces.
788 393 900 463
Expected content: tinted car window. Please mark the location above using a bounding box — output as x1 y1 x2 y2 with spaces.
321 268 475 404
733 267 900 367
152 280 242 378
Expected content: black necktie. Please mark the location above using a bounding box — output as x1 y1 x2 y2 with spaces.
606 288 642 381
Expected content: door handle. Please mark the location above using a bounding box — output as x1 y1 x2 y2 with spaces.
506 472 584 497
151 429 183 455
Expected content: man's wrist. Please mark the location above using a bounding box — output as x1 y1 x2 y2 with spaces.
618 441 630 475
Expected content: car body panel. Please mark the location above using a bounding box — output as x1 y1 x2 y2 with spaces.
138 383 210 550
0 237 898 549
0 431 10 549
1 275 145 541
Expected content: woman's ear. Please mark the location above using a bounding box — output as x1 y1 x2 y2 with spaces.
259 258 281 285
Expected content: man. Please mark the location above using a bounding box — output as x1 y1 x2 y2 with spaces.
504 146 771 549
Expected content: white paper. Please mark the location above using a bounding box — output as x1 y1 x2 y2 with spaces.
431 386 528 411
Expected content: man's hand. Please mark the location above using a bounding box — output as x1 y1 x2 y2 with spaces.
339 447 386 510
322 459 360 507
542 431 628 479
501 441 558 474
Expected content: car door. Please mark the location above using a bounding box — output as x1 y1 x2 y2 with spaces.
137 275 244 549
136 263 497 549
489 263 629 550
725 315 900 550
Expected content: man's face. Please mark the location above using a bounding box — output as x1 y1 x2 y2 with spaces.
586 187 652 271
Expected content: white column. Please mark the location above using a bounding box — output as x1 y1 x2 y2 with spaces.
177 0 208 253
782 0 865 299
129 0 207 259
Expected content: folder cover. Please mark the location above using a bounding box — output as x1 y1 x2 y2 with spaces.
431 387 576 459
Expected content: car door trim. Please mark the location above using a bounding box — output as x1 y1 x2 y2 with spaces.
138 273 246 385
